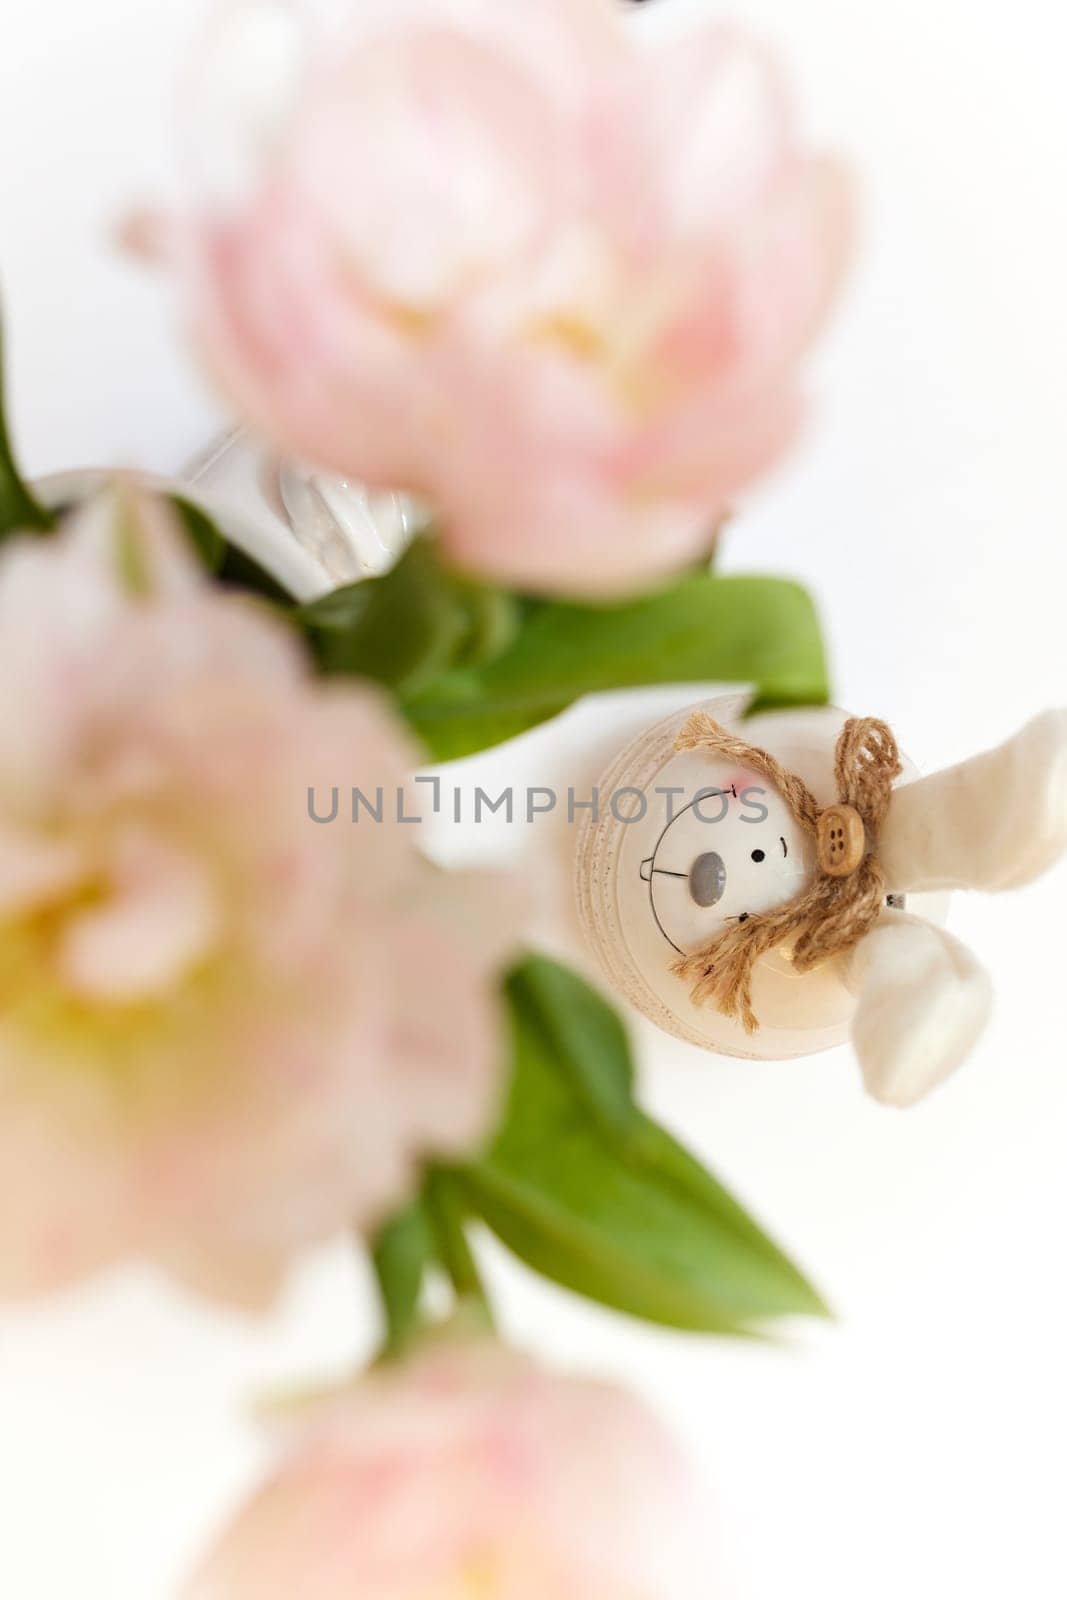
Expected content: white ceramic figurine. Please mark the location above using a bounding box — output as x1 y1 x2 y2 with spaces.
576 695 1067 1107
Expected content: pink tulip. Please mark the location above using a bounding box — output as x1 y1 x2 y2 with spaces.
166 0 850 596
186 1342 711 1598
0 490 509 1305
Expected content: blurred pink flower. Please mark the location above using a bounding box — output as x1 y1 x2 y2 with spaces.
165 0 850 596
0 491 509 1305
186 1342 711 1599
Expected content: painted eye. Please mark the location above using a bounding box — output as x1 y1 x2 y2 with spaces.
688 851 727 907
751 849 766 863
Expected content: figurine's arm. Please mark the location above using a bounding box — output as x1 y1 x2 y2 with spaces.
879 710 1067 893
842 914 993 1107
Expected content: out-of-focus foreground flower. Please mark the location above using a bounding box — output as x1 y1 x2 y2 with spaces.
163 0 850 596
187 1341 711 1599
0 492 508 1305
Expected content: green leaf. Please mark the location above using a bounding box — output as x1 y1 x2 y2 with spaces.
422 1167 494 1327
400 571 829 760
448 581 521 672
290 534 826 759
0 313 53 539
295 537 521 697
507 955 636 1139
169 495 294 603
370 1201 433 1357
169 495 225 573
296 539 471 697
452 958 828 1335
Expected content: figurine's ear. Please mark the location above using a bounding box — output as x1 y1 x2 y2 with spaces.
879 710 1067 893
843 915 992 1107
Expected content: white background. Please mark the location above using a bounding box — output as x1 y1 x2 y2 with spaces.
2 0 1067 1595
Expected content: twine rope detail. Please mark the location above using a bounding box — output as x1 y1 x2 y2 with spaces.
670 712 902 1033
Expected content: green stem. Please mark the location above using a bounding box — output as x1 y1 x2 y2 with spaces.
369 1203 431 1360
423 1168 494 1329
0 317 54 539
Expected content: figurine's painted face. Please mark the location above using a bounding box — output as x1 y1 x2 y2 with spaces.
576 701 899 1060
639 771 812 955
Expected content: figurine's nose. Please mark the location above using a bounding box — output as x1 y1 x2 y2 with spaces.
688 851 727 907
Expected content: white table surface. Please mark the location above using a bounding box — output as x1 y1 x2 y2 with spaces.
2 2 1066 1596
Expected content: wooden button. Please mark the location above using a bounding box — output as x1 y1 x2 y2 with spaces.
817 804 866 877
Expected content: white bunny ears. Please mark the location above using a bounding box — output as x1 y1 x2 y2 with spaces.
879 710 1067 895
846 710 1067 1104
575 702 1067 1106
